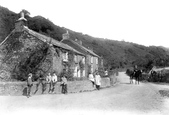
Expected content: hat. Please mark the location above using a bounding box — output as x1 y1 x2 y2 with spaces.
28 73 32 77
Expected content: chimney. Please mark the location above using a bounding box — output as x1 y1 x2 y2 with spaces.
79 40 82 45
61 30 69 42
15 10 27 32
75 39 82 45
88 47 93 51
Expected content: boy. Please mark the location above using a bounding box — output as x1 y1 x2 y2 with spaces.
51 72 58 93
61 75 67 94
27 73 33 98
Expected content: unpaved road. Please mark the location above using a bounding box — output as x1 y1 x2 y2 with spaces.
0 72 169 115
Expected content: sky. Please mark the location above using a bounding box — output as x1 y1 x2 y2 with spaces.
1 0 169 47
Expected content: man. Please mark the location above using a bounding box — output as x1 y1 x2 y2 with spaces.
61 75 68 94
133 65 138 76
27 73 33 98
46 73 52 93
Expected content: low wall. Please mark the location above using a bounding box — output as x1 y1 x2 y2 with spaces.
0 76 117 96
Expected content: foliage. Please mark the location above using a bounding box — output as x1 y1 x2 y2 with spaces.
141 69 169 83
12 45 49 81
0 6 19 42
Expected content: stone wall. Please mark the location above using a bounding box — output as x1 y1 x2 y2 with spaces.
0 30 64 81
0 77 117 96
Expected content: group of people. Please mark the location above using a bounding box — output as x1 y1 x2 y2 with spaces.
26 71 102 98
26 72 68 98
88 71 102 90
128 65 142 84
46 72 58 93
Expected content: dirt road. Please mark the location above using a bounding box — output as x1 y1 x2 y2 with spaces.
0 72 169 115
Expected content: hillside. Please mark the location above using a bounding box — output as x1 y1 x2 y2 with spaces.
1 6 169 69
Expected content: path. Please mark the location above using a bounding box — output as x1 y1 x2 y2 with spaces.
0 72 169 115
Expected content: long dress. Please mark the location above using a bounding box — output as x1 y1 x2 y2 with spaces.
89 73 95 87
95 74 101 86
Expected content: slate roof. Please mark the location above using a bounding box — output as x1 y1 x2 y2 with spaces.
62 39 100 58
23 26 85 56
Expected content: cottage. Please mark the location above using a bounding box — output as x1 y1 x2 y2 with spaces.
0 11 84 81
61 32 103 77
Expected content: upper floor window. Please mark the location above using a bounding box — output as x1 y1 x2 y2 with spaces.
82 57 85 64
62 52 68 62
91 65 94 73
96 57 98 64
90 56 93 64
74 55 77 63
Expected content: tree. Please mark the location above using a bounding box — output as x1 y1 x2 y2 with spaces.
145 60 154 71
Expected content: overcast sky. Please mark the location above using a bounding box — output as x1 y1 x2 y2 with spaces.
1 0 169 47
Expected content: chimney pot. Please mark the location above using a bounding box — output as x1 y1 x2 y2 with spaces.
21 11 24 18
61 30 69 42
15 10 27 32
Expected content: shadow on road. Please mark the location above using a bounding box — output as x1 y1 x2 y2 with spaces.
120 83 131 85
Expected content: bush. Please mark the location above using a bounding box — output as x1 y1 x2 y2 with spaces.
141 69 169 83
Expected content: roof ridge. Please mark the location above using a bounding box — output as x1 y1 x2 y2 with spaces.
0 29 15 46
69 39 100 57
23 26 84 56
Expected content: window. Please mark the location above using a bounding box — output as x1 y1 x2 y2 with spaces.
74 55 77 63
62 52 68 61
91 65 93 73
90 56 93 64
82 57 85 64
96 57 98 64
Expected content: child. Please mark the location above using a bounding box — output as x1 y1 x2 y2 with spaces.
61 75 67 94
51 72 58 93
89 72 95 87
46 73 52 93
27 73 33 98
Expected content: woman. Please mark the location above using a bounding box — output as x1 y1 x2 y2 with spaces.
95 72 101 90
89 72 95 87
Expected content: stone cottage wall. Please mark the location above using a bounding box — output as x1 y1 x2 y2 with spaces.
0 30 62 81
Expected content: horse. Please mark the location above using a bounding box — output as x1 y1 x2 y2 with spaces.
126 69 134 84
132 69 142 84
126 69 142 84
